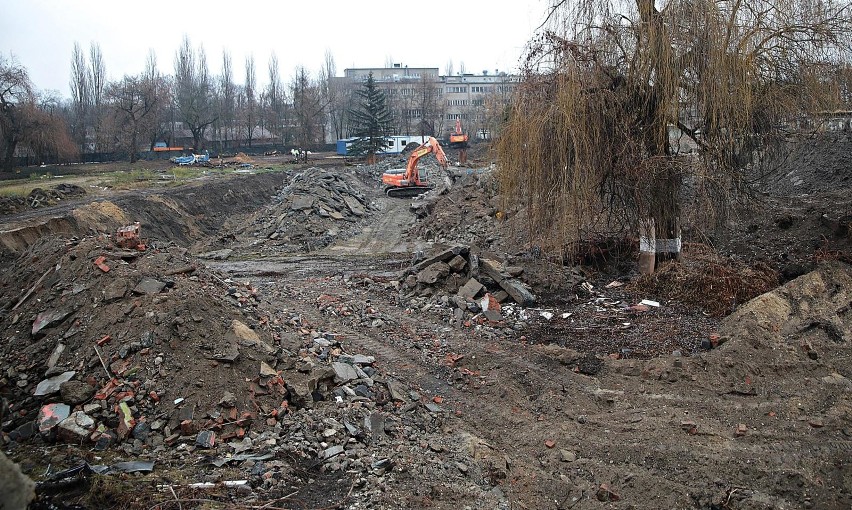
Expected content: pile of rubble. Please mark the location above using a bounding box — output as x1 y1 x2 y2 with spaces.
0 229 481 506
398 245 537 325
247 167 376 253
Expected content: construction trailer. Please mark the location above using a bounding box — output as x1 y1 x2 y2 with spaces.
336 135 428 156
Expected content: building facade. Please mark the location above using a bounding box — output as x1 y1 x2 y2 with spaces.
332 63 519 142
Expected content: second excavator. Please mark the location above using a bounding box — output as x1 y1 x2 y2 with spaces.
381 136 448 198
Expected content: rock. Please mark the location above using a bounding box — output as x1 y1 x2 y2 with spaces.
331 362 359 383
59 380 94 405
338 354 375 366
46 343 66 369
219 391 237 408
102 279 129 302
596 483 620 502
385 379 408 402
498 278 536 307
37 403 71 434
197 249 233 261
448 255 467 272
290 195 315 211
56 411 95 443
457 278 484 300
230 319 274 353
482 309 503 322
34 371 76 396
413 248 458 272
323 445 345 460
260 361 278 377
417 262 451 285
32 309 73 339
132 278 166 296
560 450 577 462
364 412 386 443
196 430 216 448
0 451 35 510
343 195 366 216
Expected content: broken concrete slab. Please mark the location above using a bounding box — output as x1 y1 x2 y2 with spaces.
448 255 467 272
343 195 366 216
34 371 76 396
417 262 451 285
498 278 536 307
57 411 95 443
196 249 233 261
458 278 484 300
332 362 360 383
37 403 71 434
290 195 315 211
32 309 73 339
132 278 167 296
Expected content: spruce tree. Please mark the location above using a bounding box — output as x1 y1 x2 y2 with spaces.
348 72 393 164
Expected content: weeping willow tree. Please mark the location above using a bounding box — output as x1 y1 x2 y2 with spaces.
498 0 851 271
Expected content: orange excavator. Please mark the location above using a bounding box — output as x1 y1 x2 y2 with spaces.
449 118 469 164
382 136 448 198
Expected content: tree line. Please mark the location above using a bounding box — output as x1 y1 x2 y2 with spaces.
1 36 432 170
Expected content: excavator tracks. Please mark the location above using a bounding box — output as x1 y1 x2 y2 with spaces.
385 185 433 198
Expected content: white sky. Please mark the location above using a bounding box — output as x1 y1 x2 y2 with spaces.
0 0 549 98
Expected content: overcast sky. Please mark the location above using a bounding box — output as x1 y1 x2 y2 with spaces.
1 0 549 98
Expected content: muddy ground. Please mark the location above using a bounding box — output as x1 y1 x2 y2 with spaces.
0 138 850 510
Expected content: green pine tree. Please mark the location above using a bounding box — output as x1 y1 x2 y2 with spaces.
348 72 393 164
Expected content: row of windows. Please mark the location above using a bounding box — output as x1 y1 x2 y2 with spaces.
471 86 491 93
447 86 467 93
447 99 468 106
447 113 469 120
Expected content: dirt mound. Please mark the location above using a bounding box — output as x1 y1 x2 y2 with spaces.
762 132 852 196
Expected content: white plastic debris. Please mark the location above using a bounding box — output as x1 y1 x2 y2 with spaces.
640 299 660 307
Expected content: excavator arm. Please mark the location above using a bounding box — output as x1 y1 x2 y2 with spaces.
405 137 447 183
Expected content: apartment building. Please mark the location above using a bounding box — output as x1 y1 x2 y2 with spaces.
334 63 519 141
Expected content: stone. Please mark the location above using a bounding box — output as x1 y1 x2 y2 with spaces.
338 354 375 366
0 452 35 510
482 309 503 322
230 320 274 353
498 278 536 307
132 278 166 296
364 412 386 443
290 195 315 211
260 361 278 377
9 421 38 442
34 371 76 396
343 195 366 216
385 379 408 402
323 445 345 460
332 362 359 383
413 248 458 272
56 411 95 443
37 403 71 434
59 380 95 405
102 279 129 302
46 343 65 369
219 391 237 408
196 430 216 448
32 309 72 339
560 450 577 462
197 249 233 260
458 278 484 300
447 255 467 272
416 262 451 285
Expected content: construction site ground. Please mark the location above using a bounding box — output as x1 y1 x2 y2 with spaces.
0 137 850 510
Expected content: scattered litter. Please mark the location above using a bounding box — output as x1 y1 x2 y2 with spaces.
639 299 660 307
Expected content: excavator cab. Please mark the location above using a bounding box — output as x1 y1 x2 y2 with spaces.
449 119 469 164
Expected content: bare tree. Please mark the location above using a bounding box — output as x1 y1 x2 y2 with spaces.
2 56 76 169
69 42 89 154
217 49 236 150
173 35 217 150
105 74 161 162
321 50 346 142
498 0 852 271
142 49 171 150
265 53 288 145
290 65 325 148
88 42 106 151
241 55 257 146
